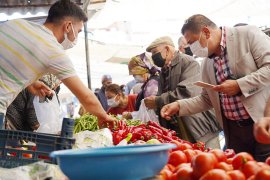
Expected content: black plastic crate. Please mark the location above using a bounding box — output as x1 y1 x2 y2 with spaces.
0 115 75 168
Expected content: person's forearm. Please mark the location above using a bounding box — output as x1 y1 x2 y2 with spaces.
80 91 107 119
62 76 108 121
264 97 270 117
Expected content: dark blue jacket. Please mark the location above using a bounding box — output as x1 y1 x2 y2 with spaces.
95 86 109 111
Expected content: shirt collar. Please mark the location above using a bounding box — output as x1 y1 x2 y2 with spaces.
211 26 227 59
220 26 226 53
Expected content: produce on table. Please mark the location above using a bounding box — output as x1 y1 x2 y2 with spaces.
110 120 203 149
146 139 161 144
74 113 99 133
74 114 142 134
73 128 113 149
159 143 270 180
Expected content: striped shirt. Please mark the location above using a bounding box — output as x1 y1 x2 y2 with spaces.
212 27 250 120
0 19 76 113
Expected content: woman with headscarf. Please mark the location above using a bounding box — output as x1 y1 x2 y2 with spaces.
128 53 160 110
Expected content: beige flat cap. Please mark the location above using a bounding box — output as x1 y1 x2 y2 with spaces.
146 36 175 52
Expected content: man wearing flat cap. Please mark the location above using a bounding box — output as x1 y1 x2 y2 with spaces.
95 75 112 111
144 36 221 148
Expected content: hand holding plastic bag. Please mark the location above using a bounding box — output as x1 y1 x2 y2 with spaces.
33 92 62 134
134 100 159 124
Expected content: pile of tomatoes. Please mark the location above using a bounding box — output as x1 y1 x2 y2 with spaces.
160 141 270 180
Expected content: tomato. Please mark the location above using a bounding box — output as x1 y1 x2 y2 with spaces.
174 163 191 173
168 150 187 167
160 169 173 180
227 170 246 180
224 149 236 159
170 140 193 151
200 169 231 180
242 161 260 178
232 152 254 170
22 153 32 158
265 156 270 166
191 152 218 179
194 149 203 155
163 164 176 172
254 169 270 180
181 143 193 150
257 162 270 170
227 158 233 164
183 149 197 163
216 162 233 171
174 166 193 180
170 140 183 151
248 175 255 180
210 149 227 162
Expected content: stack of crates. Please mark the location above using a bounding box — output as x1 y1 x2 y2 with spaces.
0 113 75 168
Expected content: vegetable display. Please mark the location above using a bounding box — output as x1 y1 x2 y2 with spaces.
110 120 204 150
74 113 99 133
159 143 270 180
74 114 142 134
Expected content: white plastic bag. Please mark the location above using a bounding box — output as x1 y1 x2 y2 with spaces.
73 128 113 149
33 92 62 134
135 100 159 124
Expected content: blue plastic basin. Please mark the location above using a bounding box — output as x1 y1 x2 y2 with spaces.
50 143 176 180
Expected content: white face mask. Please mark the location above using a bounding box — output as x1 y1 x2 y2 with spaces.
134 75 145 83
190 32 209 57
107 96 120 108
61 23 78 50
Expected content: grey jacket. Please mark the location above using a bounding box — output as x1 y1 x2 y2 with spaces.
178 26 270 127
155 52 220 142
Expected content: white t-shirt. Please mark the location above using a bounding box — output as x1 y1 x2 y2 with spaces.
0 19 76 113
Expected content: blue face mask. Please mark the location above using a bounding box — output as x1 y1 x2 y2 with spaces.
134 75 145 83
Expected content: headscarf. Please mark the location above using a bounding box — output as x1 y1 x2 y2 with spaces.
128 53 159 75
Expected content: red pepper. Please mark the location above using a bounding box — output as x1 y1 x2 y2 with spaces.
141 129 153 141
148 125 163 135
192 141 205 151
162 135 174 142
130 132 143 142
224 149 236 159
131 127 144 134
112 131 122 145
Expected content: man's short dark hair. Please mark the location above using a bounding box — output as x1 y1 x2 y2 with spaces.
46 0 88 23
181 14 217 35
234 23 248 27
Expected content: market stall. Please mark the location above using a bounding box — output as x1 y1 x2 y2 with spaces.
1 1 270 180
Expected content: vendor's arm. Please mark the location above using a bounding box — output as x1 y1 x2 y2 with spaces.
62 76 115 127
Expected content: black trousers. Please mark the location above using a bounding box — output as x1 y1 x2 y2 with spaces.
223 117 270 162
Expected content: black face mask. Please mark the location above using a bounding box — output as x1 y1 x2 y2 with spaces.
152 52 165 67
184 47 193 56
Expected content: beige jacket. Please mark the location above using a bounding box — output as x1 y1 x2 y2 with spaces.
177 25 270 128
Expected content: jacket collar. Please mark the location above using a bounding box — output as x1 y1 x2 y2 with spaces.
170 51 180 67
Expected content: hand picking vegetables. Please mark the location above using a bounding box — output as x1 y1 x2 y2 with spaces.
74 114 142 134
